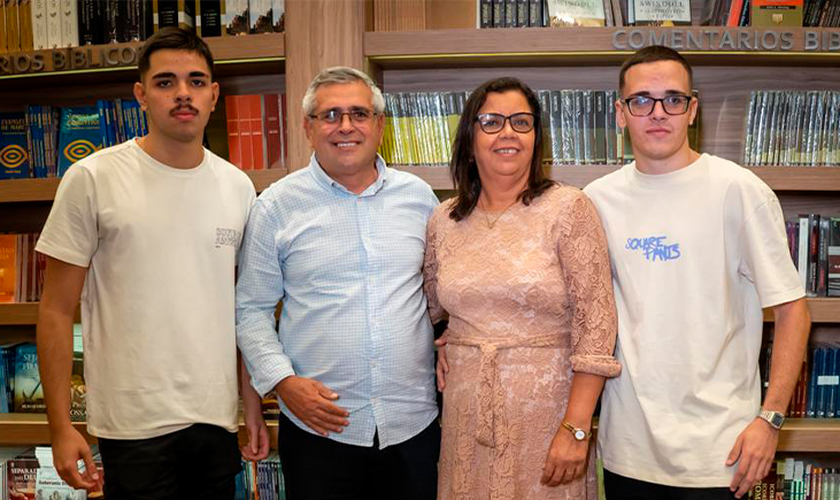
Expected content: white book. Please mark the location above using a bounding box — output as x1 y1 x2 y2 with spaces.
30 0 47 49
45 0 61 48
60 0 78 47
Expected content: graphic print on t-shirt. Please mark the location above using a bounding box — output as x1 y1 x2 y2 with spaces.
625 235 681 262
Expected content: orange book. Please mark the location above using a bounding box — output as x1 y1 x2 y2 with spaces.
225 95 242 169
237 95 254 170
246 95 266 170
0 234 16 302
262 94 282 169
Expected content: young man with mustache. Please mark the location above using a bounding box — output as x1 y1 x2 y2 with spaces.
584 46 811 499
36 27 266 498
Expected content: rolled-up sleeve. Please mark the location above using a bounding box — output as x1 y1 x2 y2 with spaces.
236 198 295 397
557 192 621 378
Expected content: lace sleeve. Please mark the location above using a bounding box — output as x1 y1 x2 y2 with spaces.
423 208 447 325
557 191 621 378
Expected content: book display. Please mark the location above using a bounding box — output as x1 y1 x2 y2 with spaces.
0 2 838 498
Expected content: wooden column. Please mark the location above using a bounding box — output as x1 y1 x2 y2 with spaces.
285 0 367 170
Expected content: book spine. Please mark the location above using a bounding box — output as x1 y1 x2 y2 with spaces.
30 0 47 49
481 0 493 27
6 0 20 52
225 95 242 169
59 0 77 46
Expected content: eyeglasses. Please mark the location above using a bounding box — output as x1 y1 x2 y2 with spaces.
622 95 693 117
475 112 536 134
308 108 377 125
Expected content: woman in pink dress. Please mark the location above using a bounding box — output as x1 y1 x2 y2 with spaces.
424 77 621 500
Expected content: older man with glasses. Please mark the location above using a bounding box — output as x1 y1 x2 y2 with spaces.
584 46 811 500
235 66 440 500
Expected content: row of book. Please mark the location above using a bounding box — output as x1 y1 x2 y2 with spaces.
378 90 699 167
478 0 826 29
751 459 840 500
236 454 286 500
0 101 148 180
0 343 42 414
0 233 44 304
2 447 105 500
781 344 840 419
224 93 288 171
785 215 840 298
744 91 840 167
0 0 285 54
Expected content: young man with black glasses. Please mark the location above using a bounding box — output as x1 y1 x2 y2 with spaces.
584 46 811 499
235 66 440 500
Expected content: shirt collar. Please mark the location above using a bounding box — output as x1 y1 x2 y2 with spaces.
309 153 389 197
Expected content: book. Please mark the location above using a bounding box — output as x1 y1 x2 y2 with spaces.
18 0 34 51
6 0 20 53
225 0 249 35
829 217 840 297
45 0 60 48
78 0 104 45
546 0 606 26
197 0 224 37
0 235 15 303
250 0 273 33
272 0 285 31
14 343 44 413
59 0 77 47
30 0 47 49
632 0 691 25
0 112 30 180
57 106 101 177
752 0 804 26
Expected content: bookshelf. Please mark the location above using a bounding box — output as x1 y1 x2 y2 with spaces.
0 0 838 456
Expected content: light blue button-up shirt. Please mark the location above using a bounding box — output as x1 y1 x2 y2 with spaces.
236 154 439 449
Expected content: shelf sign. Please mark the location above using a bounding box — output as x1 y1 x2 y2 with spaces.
0 46 141 77
612 29 840 52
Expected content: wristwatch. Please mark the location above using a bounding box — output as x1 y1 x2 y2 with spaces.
759 409 785 430
561 421 591 442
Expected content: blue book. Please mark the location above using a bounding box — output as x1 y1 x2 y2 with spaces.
826 348 837 418
0 112 31 180
58 107 103 177
97 100 109 149
816 347 829 418
14 343 45 413
806 347 821 418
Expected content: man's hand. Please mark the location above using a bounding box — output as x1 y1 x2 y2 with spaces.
726 418 779 498
435 335 449 392
51 426 101 490
240 406 270 461
541 426 588 487
275 376 349 437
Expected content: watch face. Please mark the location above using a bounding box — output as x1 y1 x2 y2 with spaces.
771 413 784 428
574 429 586 441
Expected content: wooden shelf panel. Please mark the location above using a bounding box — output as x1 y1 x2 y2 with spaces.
366 28 840 69
0 168 285 204
395 165 840 192
0 33 285 89
0 413 280 447
0 303 80 325
763 297 840 323
778 419 840 452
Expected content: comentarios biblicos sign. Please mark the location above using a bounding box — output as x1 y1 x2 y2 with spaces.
612 28 840 52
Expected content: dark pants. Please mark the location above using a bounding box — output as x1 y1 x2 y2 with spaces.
98 423 241 500
605 469 738 500
277 413 440 500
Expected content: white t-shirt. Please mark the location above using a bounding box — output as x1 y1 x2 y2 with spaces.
36 139 256 440
584 154 804 487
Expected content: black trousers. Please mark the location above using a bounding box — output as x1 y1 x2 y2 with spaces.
98 423 241 500
604 469 738 500
277 413 440 500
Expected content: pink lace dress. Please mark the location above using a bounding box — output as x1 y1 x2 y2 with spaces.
424 185 620 500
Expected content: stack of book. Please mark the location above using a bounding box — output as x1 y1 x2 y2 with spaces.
744 91 840 167
224 93 288 171
0 0 285 53
752 459 840 499
785 215 840 298
0 100 147 180
0 233 45 304
236 453 286 500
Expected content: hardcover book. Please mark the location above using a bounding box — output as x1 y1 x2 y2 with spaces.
57 107 101 177
14 343 44 413
632 0 691 25
547 0 606 26
752 0 804 26
0 112 30 180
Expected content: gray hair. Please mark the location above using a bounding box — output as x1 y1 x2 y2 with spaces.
302 66 385 116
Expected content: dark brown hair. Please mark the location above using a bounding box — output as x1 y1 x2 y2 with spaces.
619 45 693 95
138 27 215 80
449 77 553 222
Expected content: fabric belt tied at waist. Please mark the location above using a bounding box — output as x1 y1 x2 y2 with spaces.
447 327 562 449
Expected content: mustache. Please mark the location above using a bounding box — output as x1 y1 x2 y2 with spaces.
170 105 198 115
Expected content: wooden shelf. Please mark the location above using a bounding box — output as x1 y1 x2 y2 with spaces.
763 297 840 323
395 164 840 192
365 27 840 69
0 413 279 447
1 413 835 451
0 33 285 89
0 303 80 325
0 168 285 204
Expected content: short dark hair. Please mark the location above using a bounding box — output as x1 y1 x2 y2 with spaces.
619 45 692 95
138 27 215 80
448 77 554 222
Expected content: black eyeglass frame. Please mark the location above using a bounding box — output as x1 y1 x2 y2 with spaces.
474 112 537 134
621 94 694 117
